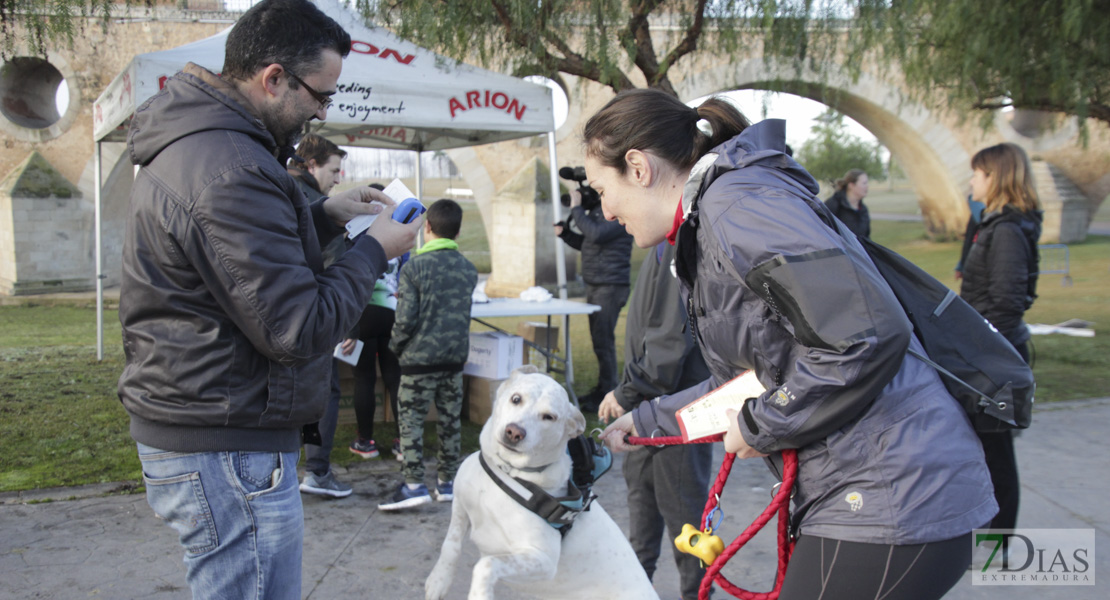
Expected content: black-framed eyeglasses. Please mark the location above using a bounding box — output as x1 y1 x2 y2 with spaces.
282 65 333 110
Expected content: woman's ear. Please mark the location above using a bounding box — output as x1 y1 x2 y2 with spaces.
624 149 652 187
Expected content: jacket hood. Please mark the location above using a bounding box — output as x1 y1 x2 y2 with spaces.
682 119 820 216
128 63 277 167
985 205 1043 248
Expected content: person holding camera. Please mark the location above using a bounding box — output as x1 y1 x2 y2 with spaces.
554 167 634 410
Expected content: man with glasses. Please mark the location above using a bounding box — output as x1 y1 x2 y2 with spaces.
117 1 420 598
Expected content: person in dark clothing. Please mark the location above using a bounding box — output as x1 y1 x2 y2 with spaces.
117 1 420 596
288 134 356 498
593 89 995 599
959 142 1043 548
346 252 405 461
823 168 871 239
554 188 634 409
597 242 712 600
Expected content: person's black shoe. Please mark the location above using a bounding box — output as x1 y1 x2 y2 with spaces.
577 389 604 412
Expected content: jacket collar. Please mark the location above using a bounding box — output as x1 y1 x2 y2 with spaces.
181 63 287 162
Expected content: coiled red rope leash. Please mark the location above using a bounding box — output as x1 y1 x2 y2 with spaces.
625 434 799 600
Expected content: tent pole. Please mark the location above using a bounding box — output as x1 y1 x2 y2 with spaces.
547 130 575 401
94 142 104 361
415 148 424 246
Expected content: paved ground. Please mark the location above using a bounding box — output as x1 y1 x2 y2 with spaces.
2 397 1108 599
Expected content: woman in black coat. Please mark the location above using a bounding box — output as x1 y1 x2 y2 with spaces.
823 168 871 239
959 142 1042 552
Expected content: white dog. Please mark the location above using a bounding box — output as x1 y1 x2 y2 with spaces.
425 366 660 600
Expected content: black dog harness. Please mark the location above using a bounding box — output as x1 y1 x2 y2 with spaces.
479 435 611 538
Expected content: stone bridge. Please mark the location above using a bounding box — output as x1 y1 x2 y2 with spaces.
2 5 1107 294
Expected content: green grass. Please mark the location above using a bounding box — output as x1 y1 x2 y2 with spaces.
1 222 1107 492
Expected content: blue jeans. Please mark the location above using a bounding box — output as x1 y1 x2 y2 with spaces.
137 443 303 600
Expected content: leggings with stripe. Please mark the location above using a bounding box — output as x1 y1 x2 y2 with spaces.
778 533 970 600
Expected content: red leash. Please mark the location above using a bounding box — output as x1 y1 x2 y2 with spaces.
626 434 798 600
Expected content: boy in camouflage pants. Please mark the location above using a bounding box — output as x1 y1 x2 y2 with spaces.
380 199 478 510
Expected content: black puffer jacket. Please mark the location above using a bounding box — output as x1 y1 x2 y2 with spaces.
959 205 1042 347
823 189 870 239
558 205 633 286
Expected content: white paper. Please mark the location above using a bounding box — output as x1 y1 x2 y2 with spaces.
675 371 766 442
345 178 418 238
333 340 364 366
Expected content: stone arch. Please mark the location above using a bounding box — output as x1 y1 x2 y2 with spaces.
679 58 974 234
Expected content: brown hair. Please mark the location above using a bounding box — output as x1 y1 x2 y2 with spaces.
971 143 1040 214
295 133 347 167
835 169 867 192
583 89 750 174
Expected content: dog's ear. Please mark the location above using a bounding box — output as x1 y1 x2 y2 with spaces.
503 365 537 388
504 365 539 387
567 406 587 438
513 364 540 376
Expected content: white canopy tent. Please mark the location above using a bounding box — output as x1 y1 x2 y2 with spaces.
91 0 571 381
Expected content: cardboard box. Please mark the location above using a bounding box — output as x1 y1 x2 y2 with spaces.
464 332 524 379
466 375 506 425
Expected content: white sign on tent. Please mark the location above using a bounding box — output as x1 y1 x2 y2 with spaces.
93 0 555 150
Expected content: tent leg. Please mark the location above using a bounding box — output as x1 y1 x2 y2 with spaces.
415 149 424 246
95 142 104 361
547 131 576 404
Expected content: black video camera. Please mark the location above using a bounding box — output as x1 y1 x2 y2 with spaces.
559 166 600 211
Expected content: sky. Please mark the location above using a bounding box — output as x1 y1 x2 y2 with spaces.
698 89 880 151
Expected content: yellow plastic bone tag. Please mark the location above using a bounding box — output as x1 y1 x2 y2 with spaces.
674 523 725 566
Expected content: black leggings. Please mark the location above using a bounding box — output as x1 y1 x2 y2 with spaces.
351 304 401 442
778 533 970 600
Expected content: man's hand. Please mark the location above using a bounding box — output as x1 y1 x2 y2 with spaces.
365 207 420 260
323 186 391 226
597 391 625 424
599 413 641 453
553 223 565 236
723 408 769 458
340 338 358 355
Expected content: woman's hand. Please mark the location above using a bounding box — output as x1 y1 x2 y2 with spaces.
599 413 641 453
339 338 358 355
597 391 625 424
723 408 769 459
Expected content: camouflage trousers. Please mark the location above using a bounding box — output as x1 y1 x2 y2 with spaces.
396 370 464 484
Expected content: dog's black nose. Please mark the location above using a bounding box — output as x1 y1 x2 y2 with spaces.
504 423 526 445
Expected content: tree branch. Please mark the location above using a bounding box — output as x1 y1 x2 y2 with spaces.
657 0 709 89
973 100 1110 126
617 0 675 94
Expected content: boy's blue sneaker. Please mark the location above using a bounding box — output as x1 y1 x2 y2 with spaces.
379 483 431 511
434 480 453 502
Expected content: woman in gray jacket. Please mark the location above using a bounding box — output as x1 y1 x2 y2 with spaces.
596 90 997 599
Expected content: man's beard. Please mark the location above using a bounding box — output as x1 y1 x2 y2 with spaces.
264 103 310 149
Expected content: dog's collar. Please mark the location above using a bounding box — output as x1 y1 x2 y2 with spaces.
479 451 591 538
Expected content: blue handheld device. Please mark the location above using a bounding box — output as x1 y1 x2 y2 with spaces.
392 197 426 224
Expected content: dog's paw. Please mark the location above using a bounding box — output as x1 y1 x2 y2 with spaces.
424 571 450 600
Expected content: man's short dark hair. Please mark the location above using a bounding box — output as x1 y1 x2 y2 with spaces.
426 199 463 240
295 134 347 165
223 0 352 81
